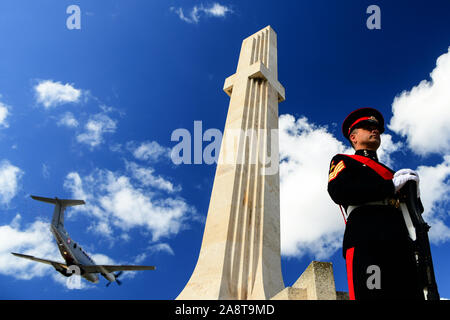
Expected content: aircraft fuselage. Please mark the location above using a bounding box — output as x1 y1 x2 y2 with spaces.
51 224 100 283
12 196 155 286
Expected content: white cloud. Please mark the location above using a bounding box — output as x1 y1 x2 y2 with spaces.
170 7 193 24
0 215 58 280
278 114 353 259
0 160 23 205
202 3 232 17
377 133 403 168
416 156 450 244
389 47 450 156
63 166 196 242
34 80 82 108
57 112 79 128
147 243 174 256
0 100 10 128
170 2 233 24
42 163 50 179
129 140 171 162
76 113 117 148
126 161 181 193
386 46 450 245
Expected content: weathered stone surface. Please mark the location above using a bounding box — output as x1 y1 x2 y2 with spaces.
271 287 308 300
336 291 350 300
176 26 347 302
271 261 348 300
177 26 285 300
292 261 337 300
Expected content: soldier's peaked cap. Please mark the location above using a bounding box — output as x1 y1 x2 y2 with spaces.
342 107 385 140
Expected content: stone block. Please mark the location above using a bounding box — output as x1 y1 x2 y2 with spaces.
336 291 349 300
270 287 308 300
292 261 337 300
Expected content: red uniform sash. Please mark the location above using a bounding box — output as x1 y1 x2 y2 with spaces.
340 154 393 180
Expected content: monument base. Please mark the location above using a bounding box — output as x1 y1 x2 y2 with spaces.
271 261 349 300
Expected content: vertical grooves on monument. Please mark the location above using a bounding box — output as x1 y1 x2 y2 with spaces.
222 77 252 298
179 27 284 301
228 77 254 298
239 78 259 299
239 78 261 299
264 29 269 67
247 79 264 296
250 38 256 65
238 79 252 298
259 31 265 66
250 30 269 66
258 87 266 296
257 81 269 296
245 79 257 297
254 35 261 64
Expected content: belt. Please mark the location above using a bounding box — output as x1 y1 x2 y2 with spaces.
346 198 400 217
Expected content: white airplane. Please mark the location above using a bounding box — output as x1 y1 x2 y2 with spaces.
12 195 155 286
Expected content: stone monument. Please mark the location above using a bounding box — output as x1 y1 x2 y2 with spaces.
177 25 285 300
177 26 347 300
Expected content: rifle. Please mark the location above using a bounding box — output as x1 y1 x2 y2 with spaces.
399 180 440 300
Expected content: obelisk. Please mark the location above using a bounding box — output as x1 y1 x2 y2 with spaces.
177 26 286 300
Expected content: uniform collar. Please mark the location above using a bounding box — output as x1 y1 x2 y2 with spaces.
355 149 379 162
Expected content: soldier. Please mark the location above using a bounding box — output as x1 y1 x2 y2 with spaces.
327 107 424 300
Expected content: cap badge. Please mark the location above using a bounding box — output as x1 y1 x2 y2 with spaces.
369 116 378 123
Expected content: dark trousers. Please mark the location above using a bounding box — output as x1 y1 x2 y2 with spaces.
345 240 424 300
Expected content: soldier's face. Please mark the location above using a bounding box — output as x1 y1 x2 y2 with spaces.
350 124 381 150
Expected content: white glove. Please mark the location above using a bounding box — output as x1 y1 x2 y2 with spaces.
394 168 419 178
393 169 420 197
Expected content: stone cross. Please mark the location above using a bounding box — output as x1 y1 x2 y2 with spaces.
177 26 285 300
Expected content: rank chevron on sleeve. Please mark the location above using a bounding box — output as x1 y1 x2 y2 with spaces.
328 160 346 182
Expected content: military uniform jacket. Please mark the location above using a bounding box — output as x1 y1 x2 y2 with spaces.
327 150 410 256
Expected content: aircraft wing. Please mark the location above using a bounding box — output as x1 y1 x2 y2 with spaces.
82 264 156 274
11 252 68 271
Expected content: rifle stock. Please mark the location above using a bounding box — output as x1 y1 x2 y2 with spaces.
400 181 440 300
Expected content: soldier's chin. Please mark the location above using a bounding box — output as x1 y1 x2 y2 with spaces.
367 138 381 149
368 141 381 150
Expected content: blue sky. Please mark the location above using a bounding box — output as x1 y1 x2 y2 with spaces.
0 0 449 299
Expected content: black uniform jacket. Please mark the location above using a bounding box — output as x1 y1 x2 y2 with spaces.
327 150 409 256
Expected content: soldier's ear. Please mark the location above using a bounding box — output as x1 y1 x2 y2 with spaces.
349 129 358 148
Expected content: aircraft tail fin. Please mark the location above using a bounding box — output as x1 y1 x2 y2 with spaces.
31 195 85 207
31 195 85 228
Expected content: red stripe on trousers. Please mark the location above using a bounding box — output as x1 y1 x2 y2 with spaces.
346 247 356 300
